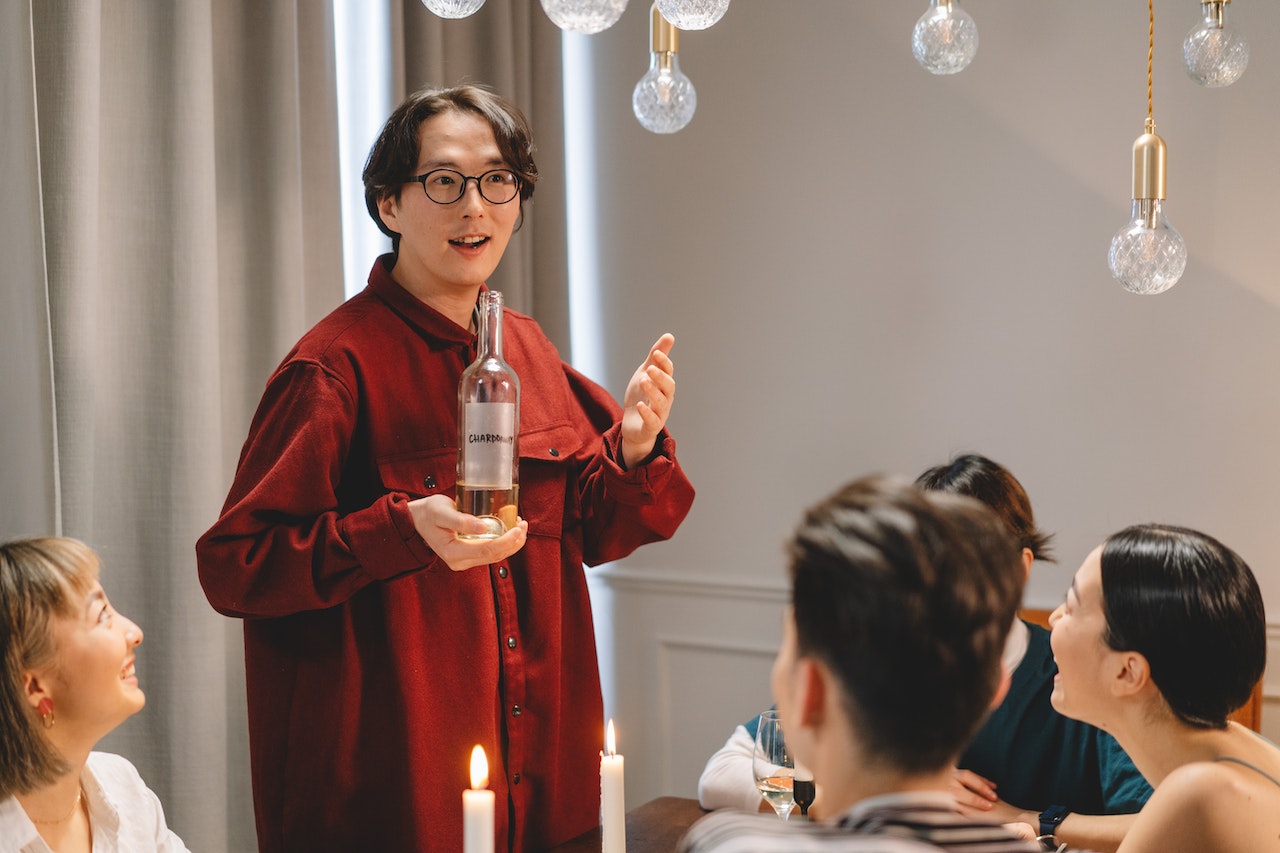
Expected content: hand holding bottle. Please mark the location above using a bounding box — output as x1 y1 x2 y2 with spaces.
621 333 677 470
408 494 528 571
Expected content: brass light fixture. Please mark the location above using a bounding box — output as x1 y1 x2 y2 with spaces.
1107 0 1187 295
632 4 697 134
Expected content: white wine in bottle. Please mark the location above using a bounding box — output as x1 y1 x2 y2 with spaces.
456 290 520 540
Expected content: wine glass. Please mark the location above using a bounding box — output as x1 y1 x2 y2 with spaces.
752 710 795 820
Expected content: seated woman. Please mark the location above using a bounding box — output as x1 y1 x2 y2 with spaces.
1050 524 1279 852
0 537 189 852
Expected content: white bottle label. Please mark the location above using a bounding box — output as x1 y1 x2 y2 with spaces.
463 402 515 487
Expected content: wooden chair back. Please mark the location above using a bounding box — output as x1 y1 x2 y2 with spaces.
1018 608 1262 732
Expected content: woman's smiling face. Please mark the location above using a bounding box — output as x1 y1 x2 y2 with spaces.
1048 546 1120 728
39 580 146 738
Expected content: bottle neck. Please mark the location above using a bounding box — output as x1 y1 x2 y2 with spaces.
478 291 504 359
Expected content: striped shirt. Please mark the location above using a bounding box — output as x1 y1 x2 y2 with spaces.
678 792 1044 853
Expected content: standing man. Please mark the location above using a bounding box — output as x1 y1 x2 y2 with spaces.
197 84 694 852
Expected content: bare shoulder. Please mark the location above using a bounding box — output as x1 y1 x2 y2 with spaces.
1121 760 1280 852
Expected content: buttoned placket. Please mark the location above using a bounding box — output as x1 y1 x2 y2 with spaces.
492 558 526 794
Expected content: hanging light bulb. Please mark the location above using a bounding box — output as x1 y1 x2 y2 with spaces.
1183 0 1248 88
541 0 628 34
1108 0 1186 295
1108 122 1187 294
654 0 730 31
633 4 697 134
422 0 485 18
912 0 979 75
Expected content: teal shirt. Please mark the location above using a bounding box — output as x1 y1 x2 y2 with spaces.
959 622 1152 814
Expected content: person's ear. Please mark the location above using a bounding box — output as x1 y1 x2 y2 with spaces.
378 193 402 233
793 658 828 729
22 669 52 712
1111 651 1150 698
1020 548 1034 585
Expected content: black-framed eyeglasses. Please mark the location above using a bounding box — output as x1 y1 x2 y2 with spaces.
407 168 521 205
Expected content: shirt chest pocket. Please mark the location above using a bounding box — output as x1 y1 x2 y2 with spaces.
375 422 584 540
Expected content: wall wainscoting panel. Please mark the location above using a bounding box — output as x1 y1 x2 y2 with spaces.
655 636 781 797
587 567 788 806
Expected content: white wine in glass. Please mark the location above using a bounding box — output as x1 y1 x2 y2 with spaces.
752 710 796 820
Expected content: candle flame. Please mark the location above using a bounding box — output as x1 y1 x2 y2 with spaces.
470 744 489 789
606 718 617 757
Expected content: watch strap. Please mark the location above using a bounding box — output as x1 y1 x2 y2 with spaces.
1037 804 1070 841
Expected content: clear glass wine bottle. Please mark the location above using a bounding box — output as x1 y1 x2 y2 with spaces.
456 290 520 540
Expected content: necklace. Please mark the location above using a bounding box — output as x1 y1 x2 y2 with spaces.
26 788 83 825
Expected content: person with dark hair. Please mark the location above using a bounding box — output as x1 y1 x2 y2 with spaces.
196 83 694 852
1050 524 1279 852
0 537 189 852
680 475 1039 852
699 454 1149 851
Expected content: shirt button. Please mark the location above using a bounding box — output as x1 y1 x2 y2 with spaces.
513 773 521 784
507 636 517 649
423 475 436 489
498 566 508 579
512 705 522 717
548 448 560 457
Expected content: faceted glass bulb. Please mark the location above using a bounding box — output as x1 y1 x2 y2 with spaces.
1108 200 1187 295
540 0 628 34
654 0 730 30
422 0 485 18
633 55 697 134
912 0 978 75
1183 13 1249 88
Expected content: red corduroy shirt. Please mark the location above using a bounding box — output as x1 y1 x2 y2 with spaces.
196 256 695 852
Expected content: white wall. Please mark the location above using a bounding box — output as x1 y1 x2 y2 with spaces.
575 1 1280 804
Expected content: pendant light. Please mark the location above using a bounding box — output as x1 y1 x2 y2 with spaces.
1108 0 1187 295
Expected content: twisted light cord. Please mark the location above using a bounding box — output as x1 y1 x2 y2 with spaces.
1146 0 1155 133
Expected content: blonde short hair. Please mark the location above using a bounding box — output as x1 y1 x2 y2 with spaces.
0 537 99 796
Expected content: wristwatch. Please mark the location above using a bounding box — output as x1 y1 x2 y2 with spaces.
1037 804 1070 849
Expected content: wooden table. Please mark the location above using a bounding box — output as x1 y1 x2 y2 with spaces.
548 796 708 853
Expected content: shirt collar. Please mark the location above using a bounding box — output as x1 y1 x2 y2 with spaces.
1003 617 1030 674
366 253 483 347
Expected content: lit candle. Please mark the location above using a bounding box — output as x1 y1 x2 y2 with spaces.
601 719 626 853
464 745 495 853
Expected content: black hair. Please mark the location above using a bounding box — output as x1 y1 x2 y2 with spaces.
362 83 538 253
1100 524 1265 729
915 453 1054 561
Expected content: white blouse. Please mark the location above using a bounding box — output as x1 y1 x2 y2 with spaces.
0 752 189 853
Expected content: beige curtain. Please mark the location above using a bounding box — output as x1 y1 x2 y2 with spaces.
2 1 566 849
4 1 342 849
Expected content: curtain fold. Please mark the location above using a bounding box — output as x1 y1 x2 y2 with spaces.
0 1 59 540
15 1 343 849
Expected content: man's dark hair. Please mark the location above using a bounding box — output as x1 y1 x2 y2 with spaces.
362 83 538 254
788 476 1024 773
